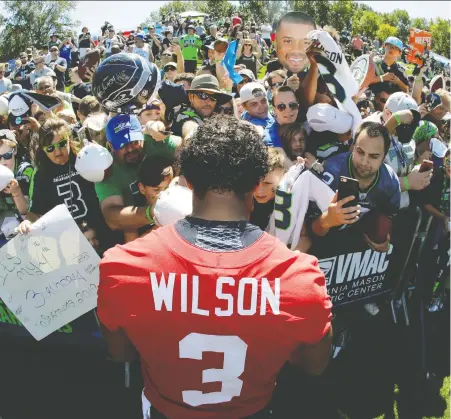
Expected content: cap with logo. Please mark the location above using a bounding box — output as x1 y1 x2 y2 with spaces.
239 82 266 103
385 92 418 113
106 114 144 151
384 37 403 51
135 34 146 41
164 62 177 71
307 103 353 134
238 68 256 81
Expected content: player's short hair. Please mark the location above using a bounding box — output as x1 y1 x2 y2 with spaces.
179 116 269 199
271 85 296 106
276 12 316 32
174 72 195 86
355 121 391 155
138 155 174 187
78 95 101 117
267 147 285 172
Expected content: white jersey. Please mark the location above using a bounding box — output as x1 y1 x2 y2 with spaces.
133 45 152 63
267 165 335 249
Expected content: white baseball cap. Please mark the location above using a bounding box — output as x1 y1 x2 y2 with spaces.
75 143 113 183
239 82 266 103
385 92 418 113
153 185 192 226
307 103 353 134
0 164 14 191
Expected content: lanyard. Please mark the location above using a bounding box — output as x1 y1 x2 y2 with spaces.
391 138 407 168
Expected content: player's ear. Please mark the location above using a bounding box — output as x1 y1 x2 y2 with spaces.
138 182 146 195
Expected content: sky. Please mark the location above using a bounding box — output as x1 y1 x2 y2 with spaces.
70 1 451 35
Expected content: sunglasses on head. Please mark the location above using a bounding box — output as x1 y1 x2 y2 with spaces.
194 91 217 102
269 81 284 89
43 137 68 154
219 106 233 115
0 150 14 160
165 66 176 72
276 102 299 112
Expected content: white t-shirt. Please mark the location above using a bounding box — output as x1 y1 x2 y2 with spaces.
261 24 272 40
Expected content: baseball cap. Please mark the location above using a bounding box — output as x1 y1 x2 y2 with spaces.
239 82 267 103
206 44 215 50
238 69 256 81
106 114 144 151
164 62 177 71
187 25 195 30
307 104 353 134
385 92 418 113
138 100 161 115
384 37 403 51
75 143 113 183
0 129 17 144
50 46 59 52
135 34 145 40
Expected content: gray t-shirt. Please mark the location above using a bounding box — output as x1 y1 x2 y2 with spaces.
0 78 12 95
30 67 56 88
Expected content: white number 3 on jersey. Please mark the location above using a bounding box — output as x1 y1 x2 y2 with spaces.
179 333 248 407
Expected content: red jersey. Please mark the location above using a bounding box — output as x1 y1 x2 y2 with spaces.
98 224 331 419
232 16 242 27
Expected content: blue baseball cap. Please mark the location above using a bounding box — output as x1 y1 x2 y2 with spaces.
384 37 403 51
135 33 145 40
106 114 144 151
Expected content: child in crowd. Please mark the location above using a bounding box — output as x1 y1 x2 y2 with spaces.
79 220 100 254
123 155 174 243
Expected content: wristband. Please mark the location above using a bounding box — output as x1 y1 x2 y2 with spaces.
380 75 384 83
403 176 410 191
145 206 154 225
394 113 402 126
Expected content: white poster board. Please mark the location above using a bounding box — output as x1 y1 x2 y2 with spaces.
0 205 101 341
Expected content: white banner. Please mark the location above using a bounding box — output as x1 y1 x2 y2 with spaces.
0 205 100 341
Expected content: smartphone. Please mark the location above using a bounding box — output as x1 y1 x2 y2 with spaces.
419 159 433 173
338 176 359 208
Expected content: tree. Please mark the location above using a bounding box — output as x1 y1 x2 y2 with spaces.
143 0 197 25
411 17 429 31
238 0 287 25
329 0 354 32
288 0 330 26
382 9 410 43
0 0 78 59
430 18 450 58
376 23 398 43
352 10 381 38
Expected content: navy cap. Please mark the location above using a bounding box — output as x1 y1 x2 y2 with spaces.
106 114 144 151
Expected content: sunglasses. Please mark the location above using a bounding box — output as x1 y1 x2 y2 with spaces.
238 77 252 85
165 66 176 72
219 106 234 115
276 102 299 112
0 150 14 160
20 57 27 60
269 81 284 89
43 138 68 154
194 91 217 102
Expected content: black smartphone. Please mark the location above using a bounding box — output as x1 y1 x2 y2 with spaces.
338 176 359 208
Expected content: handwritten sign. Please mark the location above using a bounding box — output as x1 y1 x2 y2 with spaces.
0 205 101 341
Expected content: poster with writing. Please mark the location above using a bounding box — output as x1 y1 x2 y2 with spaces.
0 205 101 341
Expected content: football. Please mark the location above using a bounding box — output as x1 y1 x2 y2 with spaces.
214 39 229 54
360 211 393 244
78 49 101 82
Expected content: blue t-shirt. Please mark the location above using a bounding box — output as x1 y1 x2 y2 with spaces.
242 112 274 129
60 44 72 61
320 152 401 216
262 120 282 148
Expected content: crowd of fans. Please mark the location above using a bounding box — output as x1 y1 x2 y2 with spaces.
0 10 449 419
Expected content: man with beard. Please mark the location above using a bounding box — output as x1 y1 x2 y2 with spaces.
95 114 156 234
311 122 400 252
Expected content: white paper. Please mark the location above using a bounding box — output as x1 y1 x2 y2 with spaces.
0 205 101 340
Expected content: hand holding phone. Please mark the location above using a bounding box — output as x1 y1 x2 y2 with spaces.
419 159 433 173
338 176 359 208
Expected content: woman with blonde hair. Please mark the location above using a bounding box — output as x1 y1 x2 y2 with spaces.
18 118 104 232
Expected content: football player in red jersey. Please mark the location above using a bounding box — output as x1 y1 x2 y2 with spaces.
98 116 332 419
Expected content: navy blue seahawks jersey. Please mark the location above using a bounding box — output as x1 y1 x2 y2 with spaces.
319 152 401 216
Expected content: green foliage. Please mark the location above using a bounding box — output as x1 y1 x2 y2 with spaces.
381 9 410 43
411 18 430 31
352 10 381 38
329 0 354 32
238 0 287 25
376 23 398 43
430 18 451 58
0 0 79 59
288 0 330 26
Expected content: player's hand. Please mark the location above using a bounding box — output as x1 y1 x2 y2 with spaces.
393 109 414 125
143 120 167 141
214 49 225 62
286 74 300 92
171 43 181 54
418 103 429 118
323 192 360 228
381 72 396 83
25 116 40 132
306 40 321 65
17 220 32 235
417 150 432 164
2 179 20 195
364 233 390 253
407 167 432 190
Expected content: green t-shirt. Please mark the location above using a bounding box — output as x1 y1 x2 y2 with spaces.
144 134 181 160
95 160 138 203
179 34 203 61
